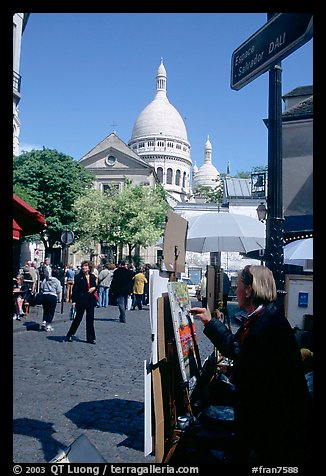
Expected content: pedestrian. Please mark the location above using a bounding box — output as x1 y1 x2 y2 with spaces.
39 257 52 281
30 260 39 292
13 274 31 320
223 271 231 309
110 260 133 323
190 265 312 465
143 264 150 305
199 272 207 308
39 271 62 332
97 263 113 308
22 261 36 292
108 263 117 305
65 260 98 344
132 267 148 310
65 264 76 303
52 265 65 302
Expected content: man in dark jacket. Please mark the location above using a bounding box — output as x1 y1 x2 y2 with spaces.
110 260 133 323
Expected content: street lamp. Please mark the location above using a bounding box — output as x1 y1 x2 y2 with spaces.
256 202 267 222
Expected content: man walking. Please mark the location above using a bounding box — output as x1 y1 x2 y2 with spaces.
110 261 133 323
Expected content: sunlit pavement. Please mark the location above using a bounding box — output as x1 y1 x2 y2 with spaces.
13 300 241 463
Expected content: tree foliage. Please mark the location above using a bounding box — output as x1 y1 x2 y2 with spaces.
234 166 267 178
72 179 170 260
193 184 223 204
13 148 95 247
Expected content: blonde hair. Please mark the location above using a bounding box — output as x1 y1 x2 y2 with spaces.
240 265 277 305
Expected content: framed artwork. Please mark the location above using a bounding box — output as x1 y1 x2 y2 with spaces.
167 281 201 393
285 274 313 329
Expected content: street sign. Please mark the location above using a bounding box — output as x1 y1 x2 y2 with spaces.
231 13 313 90
61 230 75 245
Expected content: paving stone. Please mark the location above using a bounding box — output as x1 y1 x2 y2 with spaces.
13 300 241 463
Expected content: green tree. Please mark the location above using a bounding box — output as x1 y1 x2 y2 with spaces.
13 148 95 249
112 180 170 261
70 188 108 257
193 184 223 204
72 179 170 262
234 166 267 178
13 183 38 208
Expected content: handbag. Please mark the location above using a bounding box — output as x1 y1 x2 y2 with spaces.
93 290 99 301
29 292 43 307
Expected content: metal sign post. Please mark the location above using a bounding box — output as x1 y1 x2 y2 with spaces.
60 230 75 313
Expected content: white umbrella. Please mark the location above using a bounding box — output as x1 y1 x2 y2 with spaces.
186 212 265 253
284 238 313 265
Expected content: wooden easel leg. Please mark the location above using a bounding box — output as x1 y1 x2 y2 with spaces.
162 429 182 463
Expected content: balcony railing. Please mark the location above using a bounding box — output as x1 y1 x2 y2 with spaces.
13 71 21 94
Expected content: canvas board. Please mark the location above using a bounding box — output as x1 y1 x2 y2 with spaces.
167 281 201 393
149 269 169 364
162 210 187 274
144 359 153 456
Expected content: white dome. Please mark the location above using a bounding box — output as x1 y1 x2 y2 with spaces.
193 163 220 188
131 97 188 141
193 135 220 190
130 59 188 142
128 60 191 203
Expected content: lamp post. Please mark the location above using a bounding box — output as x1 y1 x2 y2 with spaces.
256 202 267 265
262 13 286 312
256 202 267 222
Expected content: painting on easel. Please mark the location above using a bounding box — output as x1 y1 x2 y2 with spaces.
167 281 201 393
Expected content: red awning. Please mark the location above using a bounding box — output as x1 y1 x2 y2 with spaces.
13 194 47 238
13 219 22 240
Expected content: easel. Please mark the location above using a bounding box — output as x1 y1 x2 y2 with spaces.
161 244 195 463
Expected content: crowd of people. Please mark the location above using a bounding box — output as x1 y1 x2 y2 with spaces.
13 258 152 337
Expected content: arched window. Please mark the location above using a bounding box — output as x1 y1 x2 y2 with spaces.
182 172 186 188
167 168 173 184
157 167 163 183
175 169 181 186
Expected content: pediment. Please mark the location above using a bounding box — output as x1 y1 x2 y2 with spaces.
79 132 152 171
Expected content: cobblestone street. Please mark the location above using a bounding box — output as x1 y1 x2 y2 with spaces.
13 300 219 463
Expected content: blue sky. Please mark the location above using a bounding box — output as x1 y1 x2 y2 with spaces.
19 13 313 175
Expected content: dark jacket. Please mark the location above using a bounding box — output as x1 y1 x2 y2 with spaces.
203 302 312 463
13 282 31 300
110 267 133 296
71 271 97 307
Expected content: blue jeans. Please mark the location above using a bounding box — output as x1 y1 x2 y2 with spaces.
133 294 143 310
116 295 128 322
98 286 109 307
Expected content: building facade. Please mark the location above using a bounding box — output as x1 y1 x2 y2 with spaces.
281 86 313 243
13 13 29 157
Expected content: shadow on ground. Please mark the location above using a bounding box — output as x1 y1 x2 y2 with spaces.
65 398 144 451
13 418 67 462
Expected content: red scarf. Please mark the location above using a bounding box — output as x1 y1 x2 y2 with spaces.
237 305 265 347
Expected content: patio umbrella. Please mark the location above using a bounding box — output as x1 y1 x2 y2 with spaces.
284 238 313 265
186 212 265 253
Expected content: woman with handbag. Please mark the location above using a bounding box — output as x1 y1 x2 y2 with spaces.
65 260 98 344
